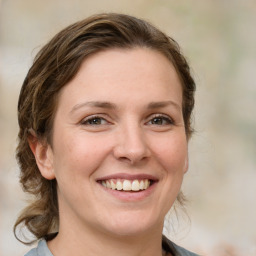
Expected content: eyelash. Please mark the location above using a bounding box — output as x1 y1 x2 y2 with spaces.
80 115 109 126
146 114 174 126
80 114 174 126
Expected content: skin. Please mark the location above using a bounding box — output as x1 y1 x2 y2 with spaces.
30 47 188 256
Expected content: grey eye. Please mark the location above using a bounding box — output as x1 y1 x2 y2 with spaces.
149 116 172 125
82 117 108 125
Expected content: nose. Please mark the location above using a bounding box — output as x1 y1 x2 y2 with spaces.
113 123 151 165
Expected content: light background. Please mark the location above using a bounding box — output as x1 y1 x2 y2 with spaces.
0 0 256 255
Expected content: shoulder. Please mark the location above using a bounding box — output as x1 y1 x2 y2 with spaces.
162 235 200 256
24 240 53 256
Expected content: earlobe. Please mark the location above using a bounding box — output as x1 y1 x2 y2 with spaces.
28 131 55 180
183 156 189 174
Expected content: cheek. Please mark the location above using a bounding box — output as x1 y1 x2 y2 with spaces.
151 133 188 173
52 132 111 178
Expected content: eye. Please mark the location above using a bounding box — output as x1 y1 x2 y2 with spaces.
147 114 174 126
81 115 109 126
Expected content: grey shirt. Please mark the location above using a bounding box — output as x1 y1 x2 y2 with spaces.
25 237 200 256
25 240 53 256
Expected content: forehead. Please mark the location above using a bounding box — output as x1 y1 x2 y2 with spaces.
78 47 177 80
57 47 183 110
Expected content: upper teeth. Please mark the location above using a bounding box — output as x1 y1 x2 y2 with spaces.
101 179 150 191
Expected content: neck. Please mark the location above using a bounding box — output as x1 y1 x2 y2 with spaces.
48 219 164 256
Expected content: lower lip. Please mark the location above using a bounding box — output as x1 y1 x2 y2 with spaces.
98 182 157 202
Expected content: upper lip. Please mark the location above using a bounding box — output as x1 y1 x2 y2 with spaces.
96 173 158 181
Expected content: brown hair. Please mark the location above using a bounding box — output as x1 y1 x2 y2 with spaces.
14 13 195 244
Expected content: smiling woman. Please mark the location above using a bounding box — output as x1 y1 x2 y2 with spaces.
14 13 198 256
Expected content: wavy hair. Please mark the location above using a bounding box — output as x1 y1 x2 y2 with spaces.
14 13 196 244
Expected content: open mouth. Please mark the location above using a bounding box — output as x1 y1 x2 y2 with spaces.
98 179 155 192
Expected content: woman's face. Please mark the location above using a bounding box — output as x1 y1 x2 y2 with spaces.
43 48 188 237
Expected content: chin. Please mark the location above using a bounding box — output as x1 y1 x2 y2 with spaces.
98 209 162 237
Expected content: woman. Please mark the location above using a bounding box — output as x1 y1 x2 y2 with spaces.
14 13 198 256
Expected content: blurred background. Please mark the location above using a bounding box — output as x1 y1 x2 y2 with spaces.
0 0 256 255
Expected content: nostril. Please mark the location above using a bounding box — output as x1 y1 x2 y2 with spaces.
117 155 149 166
118 156 133 163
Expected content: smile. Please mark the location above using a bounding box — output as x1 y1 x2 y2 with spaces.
101 179 151 191
97 174 158 201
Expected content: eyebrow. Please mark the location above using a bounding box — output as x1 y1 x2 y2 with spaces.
70 100 181 114
70 101 117 113
147 100 181 110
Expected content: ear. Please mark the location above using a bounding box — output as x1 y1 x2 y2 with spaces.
28 130 55 180
183 155 189 174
